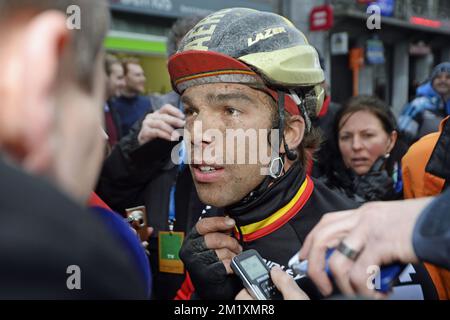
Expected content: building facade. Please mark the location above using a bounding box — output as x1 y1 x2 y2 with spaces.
285 0 450 115
106 0 281 94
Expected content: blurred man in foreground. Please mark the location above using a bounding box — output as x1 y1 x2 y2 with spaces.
0 0 147 298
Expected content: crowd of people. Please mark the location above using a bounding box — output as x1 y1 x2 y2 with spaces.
0 0 448 301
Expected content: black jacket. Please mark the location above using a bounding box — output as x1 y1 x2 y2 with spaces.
181 164 359 300
235 173 359 299
0 156 147 299
321 159 402 203
426 116 450 188
181 163 438 300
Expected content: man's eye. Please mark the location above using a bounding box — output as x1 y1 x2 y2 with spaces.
185 108 197 117
225 107 241 116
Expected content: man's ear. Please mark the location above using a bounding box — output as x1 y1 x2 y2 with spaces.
281 115 305 153
20 11 71 173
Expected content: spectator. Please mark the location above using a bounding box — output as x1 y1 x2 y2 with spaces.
322 95 408 203
96 15 205 300
110 58 151 136
0 0 147 298
398 62 450 144
104 54 125 147
402 116 449 198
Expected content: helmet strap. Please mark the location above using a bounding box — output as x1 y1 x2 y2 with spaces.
289 89 311 133
269 90 301 179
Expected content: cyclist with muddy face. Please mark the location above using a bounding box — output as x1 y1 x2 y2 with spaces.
168 8 438 300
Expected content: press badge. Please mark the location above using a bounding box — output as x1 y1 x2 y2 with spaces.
158 231 185 274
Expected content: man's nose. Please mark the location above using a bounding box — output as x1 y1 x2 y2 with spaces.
191 120 212 147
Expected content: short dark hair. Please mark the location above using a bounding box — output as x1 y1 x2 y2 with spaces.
122 57 142 76
0 0 109 92
335 95 397 135
167 15 204 56
269 97 322 168
105 54 121 77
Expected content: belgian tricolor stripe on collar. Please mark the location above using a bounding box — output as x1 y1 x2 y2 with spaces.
234 176 314 242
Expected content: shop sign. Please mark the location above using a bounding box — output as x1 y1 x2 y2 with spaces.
331 32 349 55
310 5 334 31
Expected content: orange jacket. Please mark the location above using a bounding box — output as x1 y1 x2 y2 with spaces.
402 116 450 300
402 120 447 199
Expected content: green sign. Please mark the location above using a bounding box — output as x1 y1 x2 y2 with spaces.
104 32 167 55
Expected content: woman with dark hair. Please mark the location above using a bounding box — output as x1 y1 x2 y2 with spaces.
322 95 408 203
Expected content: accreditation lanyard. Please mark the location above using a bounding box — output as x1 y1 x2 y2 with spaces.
168 141 186 232
167 99 186 232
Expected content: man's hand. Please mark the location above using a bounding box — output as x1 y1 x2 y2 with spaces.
179 216 243 299
297 198 431 298
137 104 185 145
235 267 309 300
195 216 243 273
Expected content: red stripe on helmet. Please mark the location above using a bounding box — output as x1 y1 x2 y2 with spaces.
169 50 300 115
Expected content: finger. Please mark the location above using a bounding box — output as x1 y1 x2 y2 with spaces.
138 126 174 144
152 126 181 141
328 249 356 296
215 248 238 262
301 212 360 295
157 113 186 129
147 118 177 135
204 232 242 254
154 130 175 141
222 259 233 274
305 219 357 296
347 236 394 299
299 210 356 260
235 289 255 300
271 267 309 300
159 104 185 119
196 216 236 235
305 240 333 296
347 248 382 299
329 230 366 296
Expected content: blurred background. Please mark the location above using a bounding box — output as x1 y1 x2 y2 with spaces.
105 0 450 115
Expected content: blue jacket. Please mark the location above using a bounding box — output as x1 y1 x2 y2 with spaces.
398 82 450 142
110 96 152 137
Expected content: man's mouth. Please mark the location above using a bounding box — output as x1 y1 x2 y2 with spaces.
191 163 225 183
198 165 217 172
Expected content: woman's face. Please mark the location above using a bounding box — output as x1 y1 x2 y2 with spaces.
338 110 396 175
